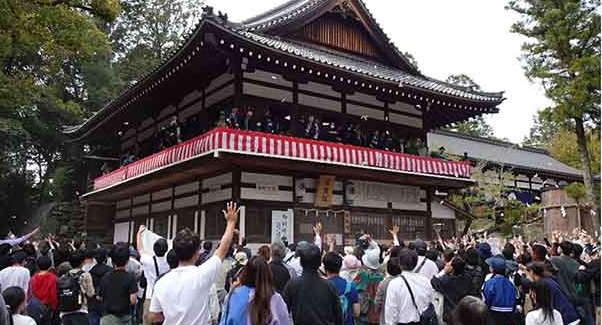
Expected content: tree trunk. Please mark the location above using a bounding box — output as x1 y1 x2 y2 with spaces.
574 117 599 232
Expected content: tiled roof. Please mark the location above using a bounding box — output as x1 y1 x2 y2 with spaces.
237 31 504 103
242 0 324 30
427 130 583 179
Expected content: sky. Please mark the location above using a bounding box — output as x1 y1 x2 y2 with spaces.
204 0 553 143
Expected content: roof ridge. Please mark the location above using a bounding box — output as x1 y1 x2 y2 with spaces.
242 0 315 24
423 76 505 97
431 129 550 155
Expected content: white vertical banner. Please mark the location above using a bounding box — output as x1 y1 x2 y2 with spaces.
167 215 172 239
200 210 206 239
113 222 129 244
194 210 199 234
129 221 135 244
239 206 246 240
271 209 293 243
172 214 178 239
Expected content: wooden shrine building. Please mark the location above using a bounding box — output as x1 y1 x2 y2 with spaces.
67 0 506 246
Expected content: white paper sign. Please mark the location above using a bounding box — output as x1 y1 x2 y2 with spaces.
271 209 294 243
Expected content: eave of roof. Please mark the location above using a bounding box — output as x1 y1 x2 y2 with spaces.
65 7 505 139
429 129 583 179
242 0 422 75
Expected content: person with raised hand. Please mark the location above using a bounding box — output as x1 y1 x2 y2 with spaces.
147 201 239 325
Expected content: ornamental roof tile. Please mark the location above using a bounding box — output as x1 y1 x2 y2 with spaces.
237 31 504 102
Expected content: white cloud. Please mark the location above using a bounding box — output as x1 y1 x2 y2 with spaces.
205 0 552 143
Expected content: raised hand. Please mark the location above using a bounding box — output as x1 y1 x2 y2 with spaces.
138 225 146 234
313 221 323 235
387 225 400 236
222 201 240 224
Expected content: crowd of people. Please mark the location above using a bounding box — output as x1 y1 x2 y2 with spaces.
107 106 453 173
0 203 599 325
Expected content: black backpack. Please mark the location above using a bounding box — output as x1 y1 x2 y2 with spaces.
57 270 84 312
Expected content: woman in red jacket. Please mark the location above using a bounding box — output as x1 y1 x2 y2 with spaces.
30 255 57 310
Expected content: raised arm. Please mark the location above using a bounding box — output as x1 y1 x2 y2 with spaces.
136 225 149 255
387 225 400 246
213 202 240 260
313 222 323 250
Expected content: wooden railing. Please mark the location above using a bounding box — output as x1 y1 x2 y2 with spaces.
93 127 472 191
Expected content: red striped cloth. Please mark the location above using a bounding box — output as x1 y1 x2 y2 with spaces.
94 128 472 190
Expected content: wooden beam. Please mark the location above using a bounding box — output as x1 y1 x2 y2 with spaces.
425 189 433 241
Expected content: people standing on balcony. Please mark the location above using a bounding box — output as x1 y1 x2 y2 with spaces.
263 110 277 134
165 116 182 146
382 131 394 151
226 107 242 129
243 109 255 131
326 122 341 142
182 115 202 141
216 110 227 127
304 115 320 140
368 130 381 149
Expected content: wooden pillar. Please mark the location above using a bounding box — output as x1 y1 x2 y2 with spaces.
425 189 433 240
232 168 241 203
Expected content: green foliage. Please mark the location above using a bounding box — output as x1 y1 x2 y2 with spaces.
507 0 600 213
522 110 560 148
443 74 495 138
110 0 204 85
548 128 601 171
565 182 587 203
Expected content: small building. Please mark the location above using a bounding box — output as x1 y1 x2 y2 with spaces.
67 0 505 246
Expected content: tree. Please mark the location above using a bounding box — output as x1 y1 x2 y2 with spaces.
0 0 119 224
507 0 600 230
522 109 560 148
110 0 204 85
403 51 420 72
548 128 601 172
443 74 495 138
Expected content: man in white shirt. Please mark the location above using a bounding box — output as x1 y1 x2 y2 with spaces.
385 249 434 325
412 239 439 280
137 226 170 325
0 251 30 296
148 201 239 325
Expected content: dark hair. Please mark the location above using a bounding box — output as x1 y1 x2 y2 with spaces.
257 245 271 261
389 246 403 260
111 242 130 267
153 238 169 257
443 249 455 263
452 296 489 325
0 243 11 256
3 286 26 324
502 247 514 261
398 249 418 271
530 279 555 323
451 257 466 275
95 247 108 264
240 256 273 325
38 241 50 256
270 242 285 258
526 262 548 278
11 250 27 265
202 241 213 251
466 248 481 266
37 255 52 271
83 248 95 259
166 249 179 269
69 250 85 269
22 243 36 256
387 257 402 276
299 244 321 271
173 228 201 261
559 241 573 256
425 250 439 262
323 252 343 274
532 244 548 262
572 243 583 259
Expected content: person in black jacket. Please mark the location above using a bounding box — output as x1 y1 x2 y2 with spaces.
576 254 600 325
88 248 112 325
431 257 479 323
268 242 291 294
283 243 343 325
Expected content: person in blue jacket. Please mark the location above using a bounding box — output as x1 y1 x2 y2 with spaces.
525 262 580 325
482 255 518 325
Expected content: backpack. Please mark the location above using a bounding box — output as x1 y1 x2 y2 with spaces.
339 280 352 320
354 269 384 324
57 270 84 312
